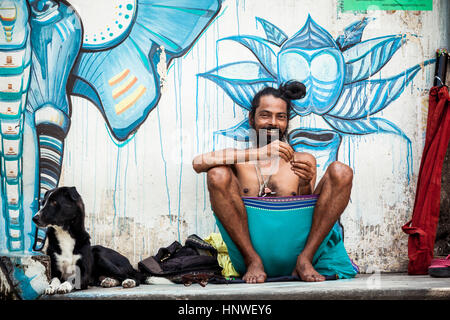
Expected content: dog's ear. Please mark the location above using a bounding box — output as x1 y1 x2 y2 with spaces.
67 187 81 202
43 189 52 200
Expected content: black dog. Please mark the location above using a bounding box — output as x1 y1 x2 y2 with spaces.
33 186 147 294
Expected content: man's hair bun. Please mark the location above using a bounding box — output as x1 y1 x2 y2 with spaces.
250 80 307 121
279 81 306 100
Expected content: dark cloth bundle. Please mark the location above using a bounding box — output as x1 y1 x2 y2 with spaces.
138 234 223 284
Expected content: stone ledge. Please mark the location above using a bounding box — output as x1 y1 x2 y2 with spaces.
40 273 450 300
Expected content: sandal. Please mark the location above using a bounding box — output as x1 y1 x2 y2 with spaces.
428 255 450 278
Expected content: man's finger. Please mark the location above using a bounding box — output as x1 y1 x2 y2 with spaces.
292 168 312 180
292 159 313 168
280 142 294 159
280 150 291 162
277 146 292 162
279 147 293 161
272 148 288 162
291 164 315 177
291 162 313 171
280 152 290 163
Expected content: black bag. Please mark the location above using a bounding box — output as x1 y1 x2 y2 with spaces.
138 234 223 284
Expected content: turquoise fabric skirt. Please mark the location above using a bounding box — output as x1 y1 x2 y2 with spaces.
214 195 358 279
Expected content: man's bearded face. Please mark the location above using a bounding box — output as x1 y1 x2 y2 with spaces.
250 95 289 146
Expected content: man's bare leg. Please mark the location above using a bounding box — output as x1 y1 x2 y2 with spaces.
207 166 267 283
292 161 353 282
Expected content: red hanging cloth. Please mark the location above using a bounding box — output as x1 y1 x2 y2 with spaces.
402 86 450 275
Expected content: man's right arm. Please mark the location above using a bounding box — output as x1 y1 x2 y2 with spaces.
192 148 258 173
192 140 294 173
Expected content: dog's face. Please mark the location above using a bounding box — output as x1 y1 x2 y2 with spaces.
33 187 84 229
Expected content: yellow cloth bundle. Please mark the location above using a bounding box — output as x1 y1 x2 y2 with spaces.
204 233 240 277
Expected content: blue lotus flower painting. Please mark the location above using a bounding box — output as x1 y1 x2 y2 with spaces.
199 15 434 180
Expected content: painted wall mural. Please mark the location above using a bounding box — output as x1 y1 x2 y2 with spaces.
0 0 443 276
199 15 434 180
0 0 222 253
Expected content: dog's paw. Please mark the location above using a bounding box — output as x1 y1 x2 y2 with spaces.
45 286 56 295
44 277 61 295
100 277 120 288
121 279 136 288
56 281 73 294
145 276 174 285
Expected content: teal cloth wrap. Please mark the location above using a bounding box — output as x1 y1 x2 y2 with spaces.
214 195 358 279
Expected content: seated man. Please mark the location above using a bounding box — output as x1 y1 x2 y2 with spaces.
192 81 354 283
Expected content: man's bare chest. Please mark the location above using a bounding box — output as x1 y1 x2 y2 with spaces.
234 161 300 197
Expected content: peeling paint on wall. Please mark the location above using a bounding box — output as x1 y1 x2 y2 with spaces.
157 46 168 93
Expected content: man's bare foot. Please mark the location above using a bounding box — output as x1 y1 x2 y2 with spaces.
242 260 267 284
292 254 325 282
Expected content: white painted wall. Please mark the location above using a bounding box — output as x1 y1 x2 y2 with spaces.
58 0 448 272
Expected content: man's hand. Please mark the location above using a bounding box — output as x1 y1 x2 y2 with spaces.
290 153 316 187
257 140 294 162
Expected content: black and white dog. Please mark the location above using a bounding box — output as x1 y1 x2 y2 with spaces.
32 186 164 295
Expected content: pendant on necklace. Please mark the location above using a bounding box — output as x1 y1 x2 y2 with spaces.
262 187 276 197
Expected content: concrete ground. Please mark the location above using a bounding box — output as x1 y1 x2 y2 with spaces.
41 273 450 300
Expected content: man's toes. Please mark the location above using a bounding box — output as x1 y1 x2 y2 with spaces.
316 275 325 281
305 274 325 282
303 273 317 282
244 273 266 284
311 273 325 281
305 275 315 282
